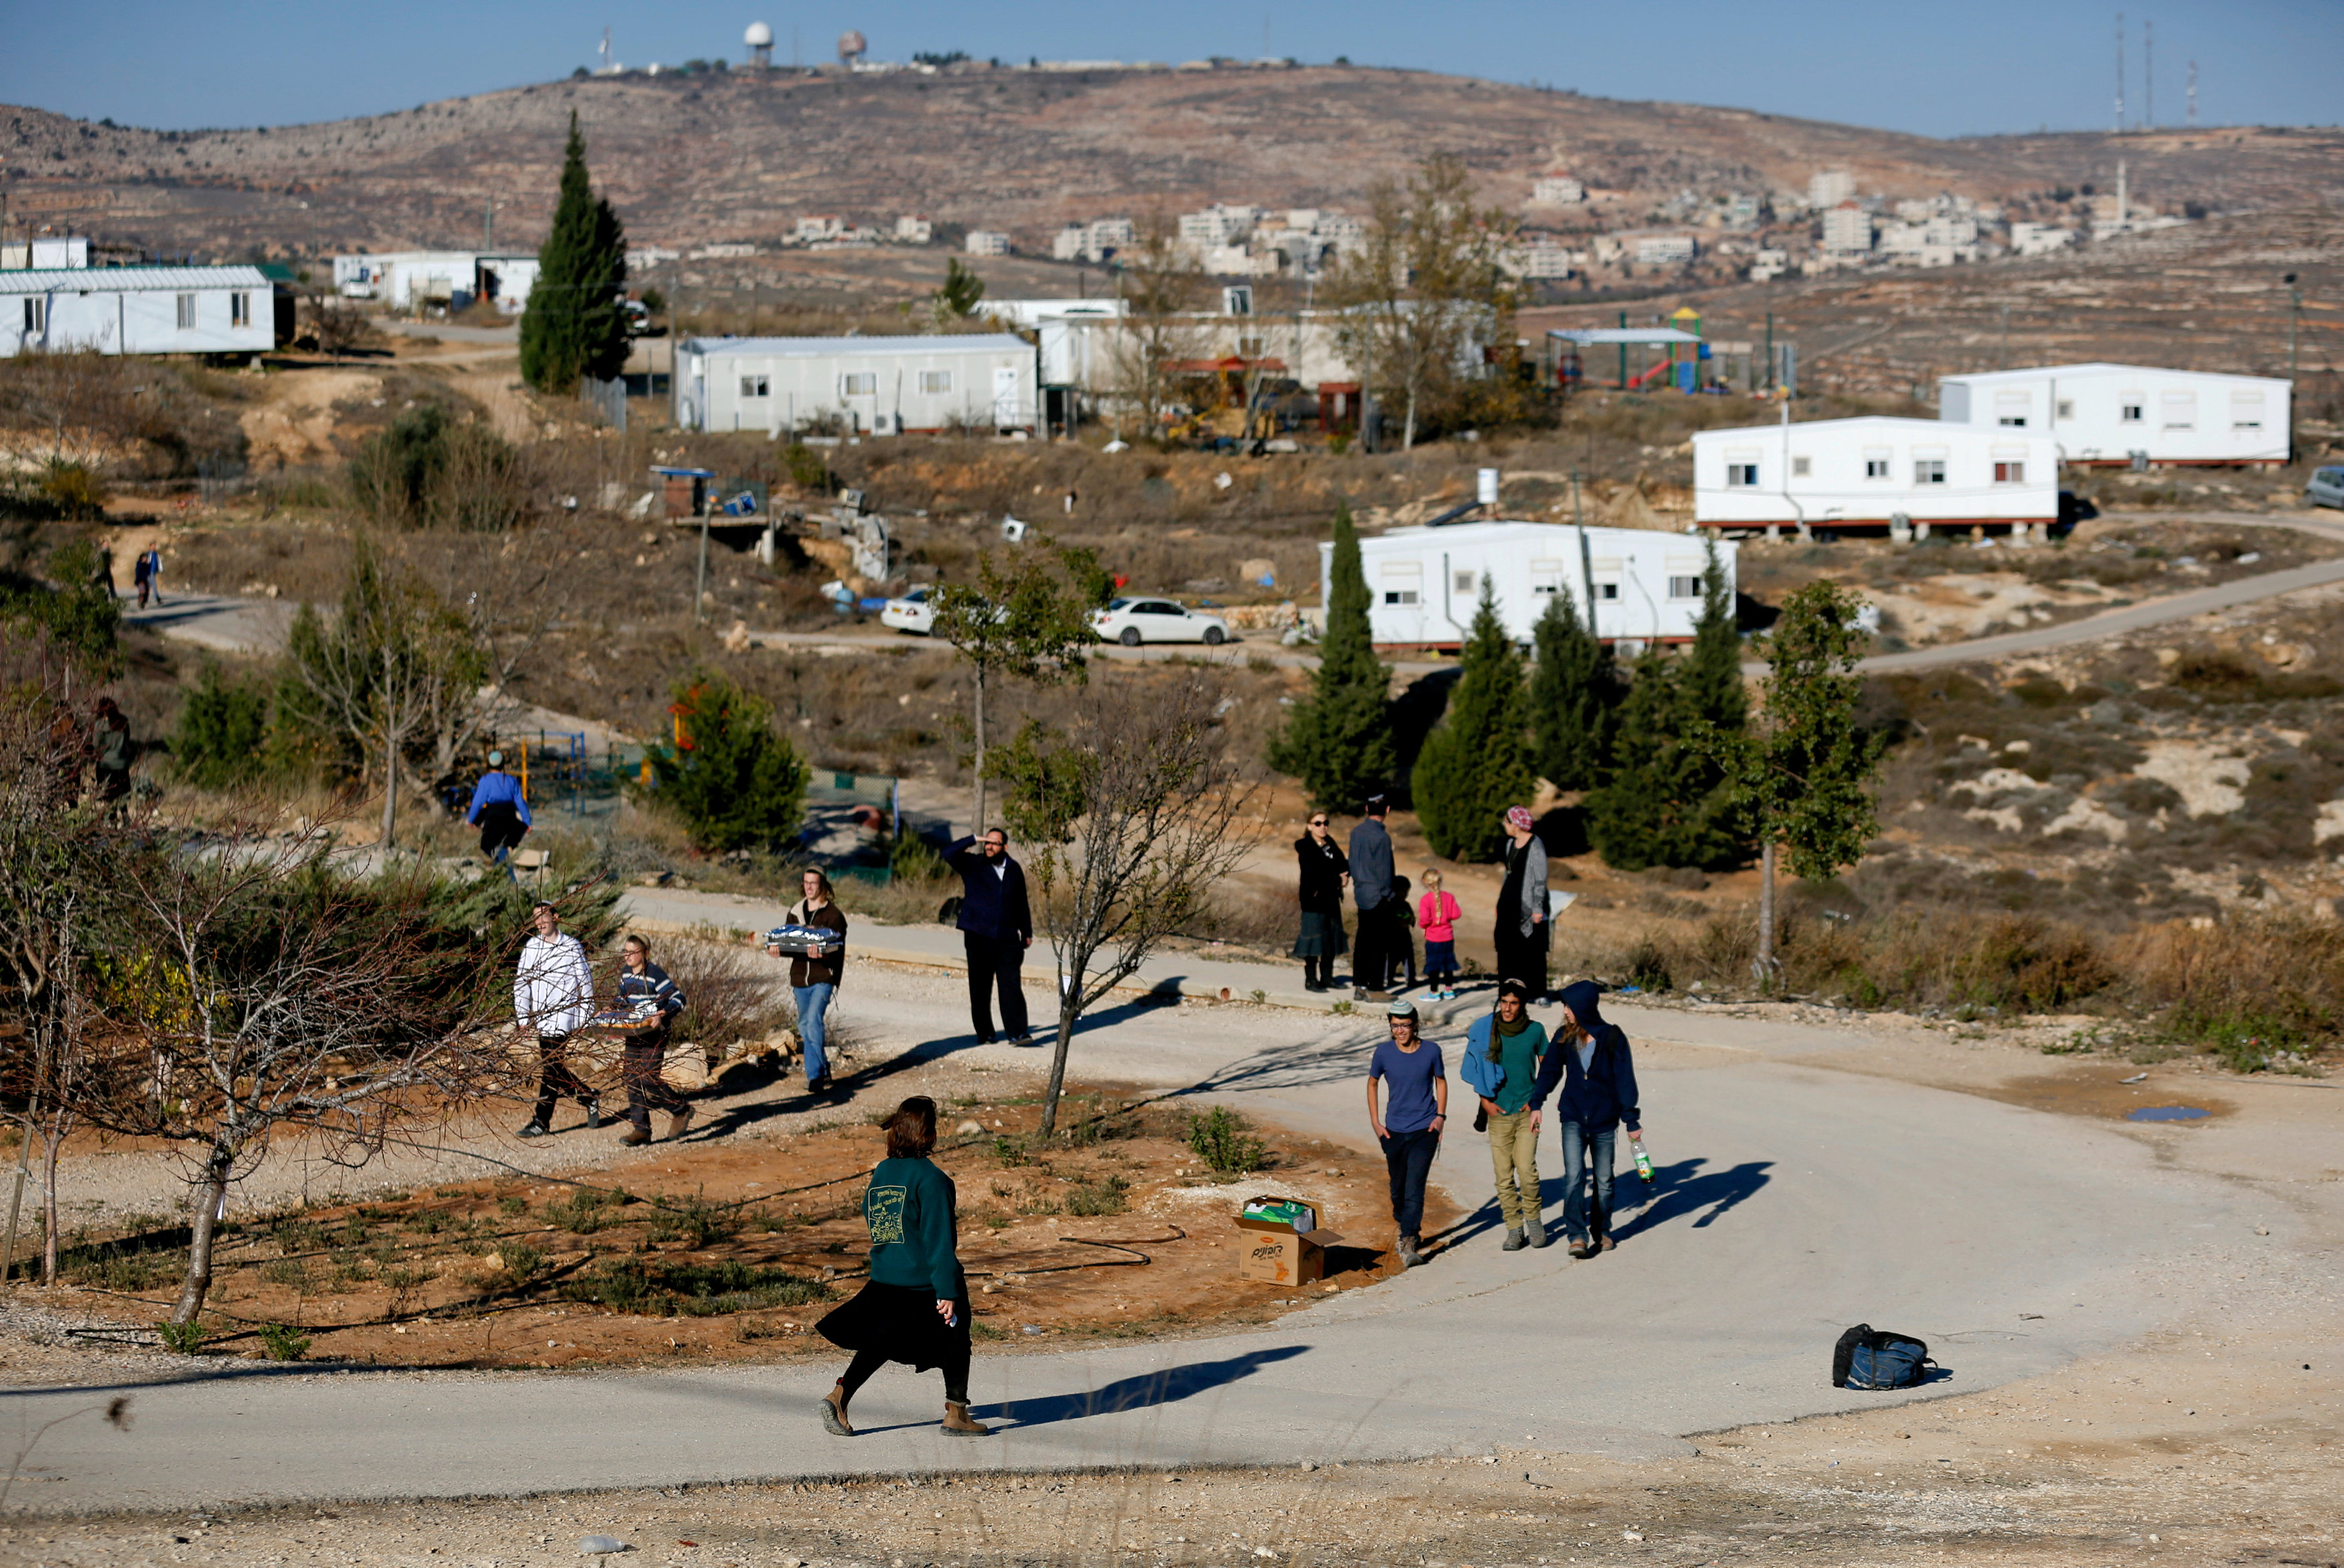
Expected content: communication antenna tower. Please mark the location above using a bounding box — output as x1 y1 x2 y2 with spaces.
2144 19 2154 129
599 27 613 74
2113 13 2125 133
2187 60 2198 127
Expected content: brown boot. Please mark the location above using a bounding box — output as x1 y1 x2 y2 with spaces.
821 1385 855 1437
618 1123 650 1147
942 1400 992 1437
665 1106 694 1141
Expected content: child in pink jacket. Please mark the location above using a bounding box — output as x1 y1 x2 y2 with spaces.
1418 869 1463 1000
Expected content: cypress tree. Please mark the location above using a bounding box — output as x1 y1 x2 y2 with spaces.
520 112 630 394
1268 502 1394 810
1410 578 1533 862
1587 546 1749 870
1528 589 1622 792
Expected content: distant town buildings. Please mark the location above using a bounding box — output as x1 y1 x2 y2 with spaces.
1820 202 1875 256
1530 174 1586 206
963 230 1013 257
1808 169 1856 209
894 215 934 244
1051 217 1137 262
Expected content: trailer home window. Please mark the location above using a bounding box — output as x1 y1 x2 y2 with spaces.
1863 448 1891 479
2119 396 2145 423
1453 570 1477 597
739 375 770 398
1914 459 1947 485
1995 392 2030 426
1668 576 1702 599
175 293 196 330
1528 559 1564 596
1380 560 1420 607
2160 392 2196 431
839 372 877 396
229 292 251 328
1993 461 2026 484
1790 455 1811 477
2230 393 2264 431
1725 462 1759 487
918 370 953 394
20 299 40 334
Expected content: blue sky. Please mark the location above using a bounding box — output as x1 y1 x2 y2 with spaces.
4 0 2339 139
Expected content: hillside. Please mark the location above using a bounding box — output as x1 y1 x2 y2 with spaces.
5 66 2343 260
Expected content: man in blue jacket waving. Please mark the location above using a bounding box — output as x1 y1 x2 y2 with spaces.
946 828 1034 1045
1528 979 1642 1257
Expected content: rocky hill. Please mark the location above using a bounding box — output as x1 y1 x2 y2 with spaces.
5 66 2343 260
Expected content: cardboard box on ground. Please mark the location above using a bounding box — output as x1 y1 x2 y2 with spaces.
1235 1194 1343 1286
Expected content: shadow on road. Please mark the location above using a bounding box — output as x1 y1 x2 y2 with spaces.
986 1344 1309 1427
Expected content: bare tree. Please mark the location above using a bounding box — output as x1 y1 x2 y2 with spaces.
1104 216 1205 443
73 824 521 1325
1322 152 1519 450
0 349 142 475
995 673 1264 1135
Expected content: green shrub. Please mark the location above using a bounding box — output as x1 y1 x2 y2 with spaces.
171 661 272 789
640 670 809 853
347 401 528 531
1185 1106 1266 1177
257 1322 311 1360
1066 1175 1130 1217
782 441 833 493
156 1318 210 1355
1621 934 1674 992
41 460 107 519
559 1259 827 1316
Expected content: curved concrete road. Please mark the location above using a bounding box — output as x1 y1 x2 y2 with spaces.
0 976 2284 1512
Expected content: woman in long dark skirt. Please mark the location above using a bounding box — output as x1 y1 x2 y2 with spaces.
816 1097 991 1437
1291 811 1350 992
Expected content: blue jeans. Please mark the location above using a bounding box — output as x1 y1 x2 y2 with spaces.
1558 1121 1616 1244
794 983 835 1082
1378 1126 1439 1241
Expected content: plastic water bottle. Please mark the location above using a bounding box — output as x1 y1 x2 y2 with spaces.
1630 1135 1654 1184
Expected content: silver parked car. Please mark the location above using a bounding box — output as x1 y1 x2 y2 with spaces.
2306 466 2344 510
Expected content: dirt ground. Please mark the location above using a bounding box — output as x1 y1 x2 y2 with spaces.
15 1071 1440 1374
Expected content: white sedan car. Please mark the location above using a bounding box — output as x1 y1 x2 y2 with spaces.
879 586 935 635
1091 597 1232 647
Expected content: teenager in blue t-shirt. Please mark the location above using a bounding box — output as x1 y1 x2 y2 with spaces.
1366 1000 1448 1269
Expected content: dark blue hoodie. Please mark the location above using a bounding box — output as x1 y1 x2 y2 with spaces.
1528 980 1641 1134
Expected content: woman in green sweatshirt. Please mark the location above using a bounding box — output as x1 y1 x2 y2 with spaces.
816 1097 991 1437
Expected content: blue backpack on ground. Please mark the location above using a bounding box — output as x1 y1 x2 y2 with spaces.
1832 1323 1932 1389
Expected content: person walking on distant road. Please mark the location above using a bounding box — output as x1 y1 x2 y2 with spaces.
466 751 531 882
1463 979 1552 1250
816 1096 991 1439
1368 1001 1447 1268
945 828 1033 1045
611 933 690 1146
1291 811 1350 994
1528 979 1643 1257
1348 794 1397 1001
1418 868 1463 1000
135 548 163 609
1495 806 1550 1002
514 900 602 1138
771 868 849 1093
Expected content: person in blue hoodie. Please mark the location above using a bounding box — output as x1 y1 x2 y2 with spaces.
1528 979 1643 1257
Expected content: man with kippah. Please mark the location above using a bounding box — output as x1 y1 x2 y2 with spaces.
467 750 532 884
1366 1000 1447 1268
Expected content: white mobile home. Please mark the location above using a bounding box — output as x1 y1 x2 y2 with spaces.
1326 520 1735 651
1 265 284 358
333 251 540 311
1936 362 2290 467
672 335 1039 435
1692 415 2059 536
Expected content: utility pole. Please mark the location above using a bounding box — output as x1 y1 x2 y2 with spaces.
1765 310 1775 393
484 197 493 251
2285 272 2301 378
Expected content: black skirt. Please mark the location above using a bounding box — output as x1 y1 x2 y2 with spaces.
817 1280 972 1372
1291 910 1347 959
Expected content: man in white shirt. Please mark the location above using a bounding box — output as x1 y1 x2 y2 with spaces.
514 901 601 1138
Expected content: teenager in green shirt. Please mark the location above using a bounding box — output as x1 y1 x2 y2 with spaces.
815 1097 991 1437
1464 979 1552 1250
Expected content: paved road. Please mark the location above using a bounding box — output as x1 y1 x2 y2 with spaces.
1 930 2285 1511
118 592 300 655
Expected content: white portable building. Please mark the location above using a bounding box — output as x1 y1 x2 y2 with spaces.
1936 363 2290 467
1 265 282 358
1325 520 1735 651
332 251 540 311
1692 415 2059 535
672 334 1039 435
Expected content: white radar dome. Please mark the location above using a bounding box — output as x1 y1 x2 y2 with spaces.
744 21 774 46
